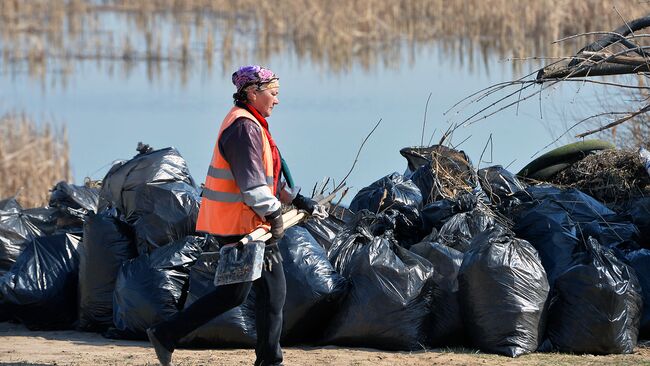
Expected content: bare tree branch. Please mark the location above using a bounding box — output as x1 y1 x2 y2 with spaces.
334 118 383 191
576 104 650 138
421 92 432 147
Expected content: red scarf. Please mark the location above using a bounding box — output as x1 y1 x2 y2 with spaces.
244 103 282 194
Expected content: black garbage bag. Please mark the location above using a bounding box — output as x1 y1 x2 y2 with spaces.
111 236 204 339
459 226 549 357
0 233 82 330
542 238 642 354
78 209 137 332
21 207 60 236
410 241 465 346
0 197 22 211
0 206 44 275
302 215 345 251
279 227 348 343
49 181 99 213
128 181 200 255
323 236 435 351
384 207 424 248
623 197 650 247
513 199 581 286
579 221 641 251
435 208 495 253
179 251 258 348
327 210 391 277
98 146 199 255
420 191 478 235
477 165 527 209
349 172 422 213
625 249 650 338
49 181 100 231
515 185 615 222
98 146 196 213
348 173 423 246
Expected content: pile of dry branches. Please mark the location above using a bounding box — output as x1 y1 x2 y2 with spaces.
551 149 650 206
0 113 70 208
402 145 476 202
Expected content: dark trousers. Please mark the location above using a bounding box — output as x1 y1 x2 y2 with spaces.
153 254 286 366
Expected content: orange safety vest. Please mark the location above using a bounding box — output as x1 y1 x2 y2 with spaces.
196 106 275 236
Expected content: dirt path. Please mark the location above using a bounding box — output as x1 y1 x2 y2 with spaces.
1 322 650 366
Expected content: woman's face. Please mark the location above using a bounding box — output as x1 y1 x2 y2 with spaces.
249 87 279 117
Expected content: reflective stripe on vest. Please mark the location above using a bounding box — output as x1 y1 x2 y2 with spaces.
195 107 275 236
207 166 274 186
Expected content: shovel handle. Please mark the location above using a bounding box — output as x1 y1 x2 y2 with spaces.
237 187 342 246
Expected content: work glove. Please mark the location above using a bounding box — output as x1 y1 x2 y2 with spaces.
264 242 283 272
265 207 284 247
292 194 329 220
263 208 285 271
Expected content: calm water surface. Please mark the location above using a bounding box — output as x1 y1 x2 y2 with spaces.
1 27 606 202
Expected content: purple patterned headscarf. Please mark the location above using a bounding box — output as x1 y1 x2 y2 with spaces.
232 65 279 92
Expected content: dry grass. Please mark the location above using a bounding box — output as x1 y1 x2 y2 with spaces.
1 0 648 85
0 113 70 208
552 149 650 206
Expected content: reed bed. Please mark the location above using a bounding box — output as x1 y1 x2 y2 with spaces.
1 0 647 85
0 113 71 208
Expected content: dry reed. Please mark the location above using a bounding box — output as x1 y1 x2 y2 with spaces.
1 0 647 86
0 113 71 208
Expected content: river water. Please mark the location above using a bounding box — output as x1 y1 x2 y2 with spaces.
0 11 613 202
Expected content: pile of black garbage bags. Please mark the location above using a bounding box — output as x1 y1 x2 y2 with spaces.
0 144 649 358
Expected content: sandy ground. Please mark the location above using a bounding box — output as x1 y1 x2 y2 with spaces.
1 322 650 366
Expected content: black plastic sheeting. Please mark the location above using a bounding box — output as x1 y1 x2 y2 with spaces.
279 227 348 343
542 238 642 354
477 165 527 209
625 249 650 338
435 208 495 253
178 251 258 348
323 236 434 351
0 205 44 274
49 181 99 213
78 209 137 332
459 227 549 357
513 200 581 286
111 236 204 339
0 233 82 330
128 181 201 255
97 147 200 255
410 241 465 346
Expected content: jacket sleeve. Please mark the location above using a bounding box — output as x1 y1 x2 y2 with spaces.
219 118 281 218
278 181 300 205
